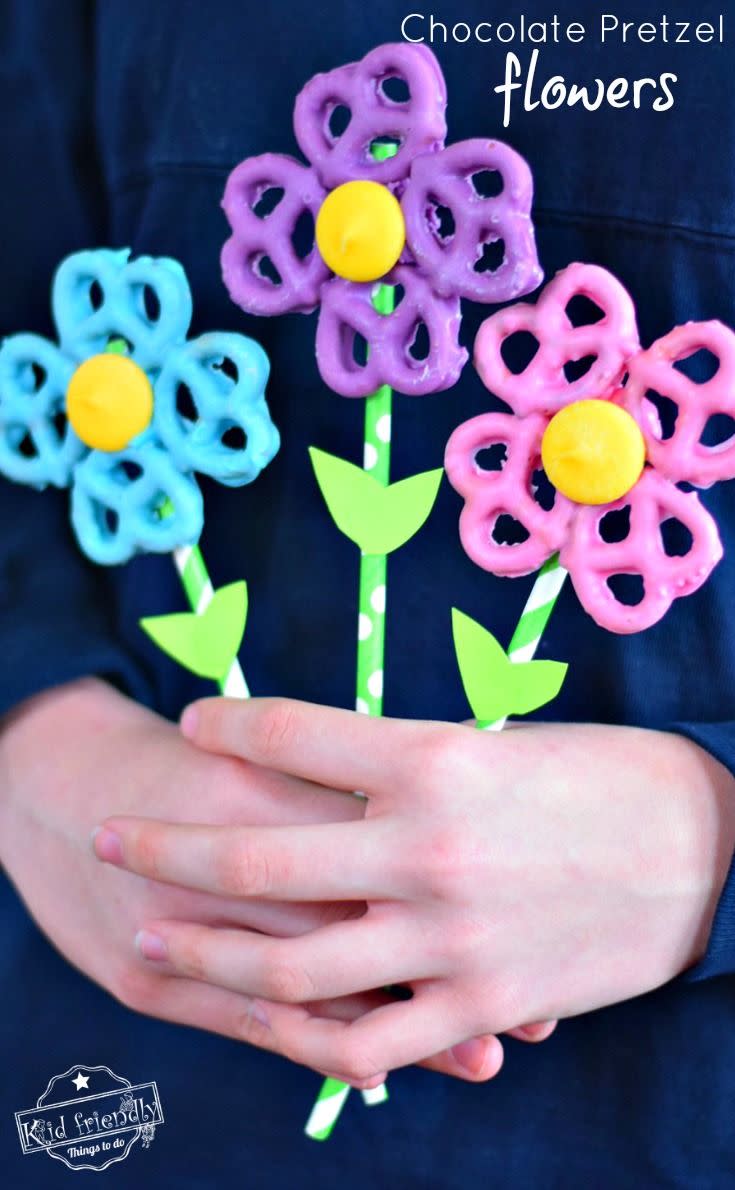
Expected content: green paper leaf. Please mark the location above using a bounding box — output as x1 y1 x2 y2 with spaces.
452 608 568 724
309 447 442 555
140 581 248 681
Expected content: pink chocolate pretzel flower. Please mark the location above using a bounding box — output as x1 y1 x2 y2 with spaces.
445 262 735 634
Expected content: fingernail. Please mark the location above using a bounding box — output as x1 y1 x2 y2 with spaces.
179 704 199 739
451 1039 487 1075
91 826 123 865
135 930 168 962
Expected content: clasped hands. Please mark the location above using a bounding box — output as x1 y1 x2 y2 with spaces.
91 694 735 1091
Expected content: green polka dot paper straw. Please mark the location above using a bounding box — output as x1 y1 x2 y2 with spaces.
355 137 396 720
483 553 568 733
172 543 249 698
305 143 399 1141
355 283 393 718
307 556 567 1140
304 280 393 1143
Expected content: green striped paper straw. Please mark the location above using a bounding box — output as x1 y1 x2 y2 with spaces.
483 553 568 733
170 542 250 698
105 342 250 701
304 1077 389 1142
304 1080 351 1140
171 541 391 1130
156 493 250 698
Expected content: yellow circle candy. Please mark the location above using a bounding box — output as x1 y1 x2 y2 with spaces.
315 180 406 282
66 354 154 452
541 399 646 506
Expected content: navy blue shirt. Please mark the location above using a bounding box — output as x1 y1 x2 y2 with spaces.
3 1 735 1185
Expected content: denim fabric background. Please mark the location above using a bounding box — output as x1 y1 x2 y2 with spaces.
1 1 735 1185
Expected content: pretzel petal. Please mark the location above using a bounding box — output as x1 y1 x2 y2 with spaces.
474 263 640 416
0 334 82 488
623 320 735 488
293 43 447 189
445 411 573 576
562 469 723 633
316 266 467 397
402 138 542 303
221 154 330 316
71 437 204 566
154 332 278 486
52 249 192 371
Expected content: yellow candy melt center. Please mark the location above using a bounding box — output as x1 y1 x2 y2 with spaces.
315 180 406 283
66 353 154 452
541 399 646 506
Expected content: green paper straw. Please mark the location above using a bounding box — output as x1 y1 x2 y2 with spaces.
305 431 395 1136
304 1079 351 1141
170 537 388 1129
304 1078 388 1142
105 340 250 701
305 288 394 1141
306 559 568 1139
481 553 568 733
171 543 250 698
355 138 398 719
305 142 398 1141
355 287 394 717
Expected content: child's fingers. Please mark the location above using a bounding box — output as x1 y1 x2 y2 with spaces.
179 695 452 798
252 983 503 1083
149 977 502 1086
143 956 502 1083
135 915 436 1002
218 762 366 827
138 977 386 1090
311 1071 390 1090
94 815 405 901
315 1036 502 1084
509 1020 558 1043
168 881 365 938
267 992 505 1082
313 1070 388 1089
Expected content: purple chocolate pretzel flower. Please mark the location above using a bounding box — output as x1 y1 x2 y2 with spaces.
221 43 543 397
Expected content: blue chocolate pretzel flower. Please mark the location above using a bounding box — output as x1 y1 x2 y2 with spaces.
0 248 279 564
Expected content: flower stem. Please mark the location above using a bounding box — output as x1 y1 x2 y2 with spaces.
156 496 249 698
172 543 250 698
104 338 249 697
305 293 394 1142
355 292 393 716
305 139 398 1141
480 553 568 732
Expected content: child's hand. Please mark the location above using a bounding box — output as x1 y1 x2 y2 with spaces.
95 696 735 1087
0 679 508 1088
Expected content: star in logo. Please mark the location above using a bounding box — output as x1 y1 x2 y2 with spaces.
71 1072 90 1092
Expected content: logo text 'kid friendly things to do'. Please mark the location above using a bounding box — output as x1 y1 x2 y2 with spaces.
15 1064 164 1172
